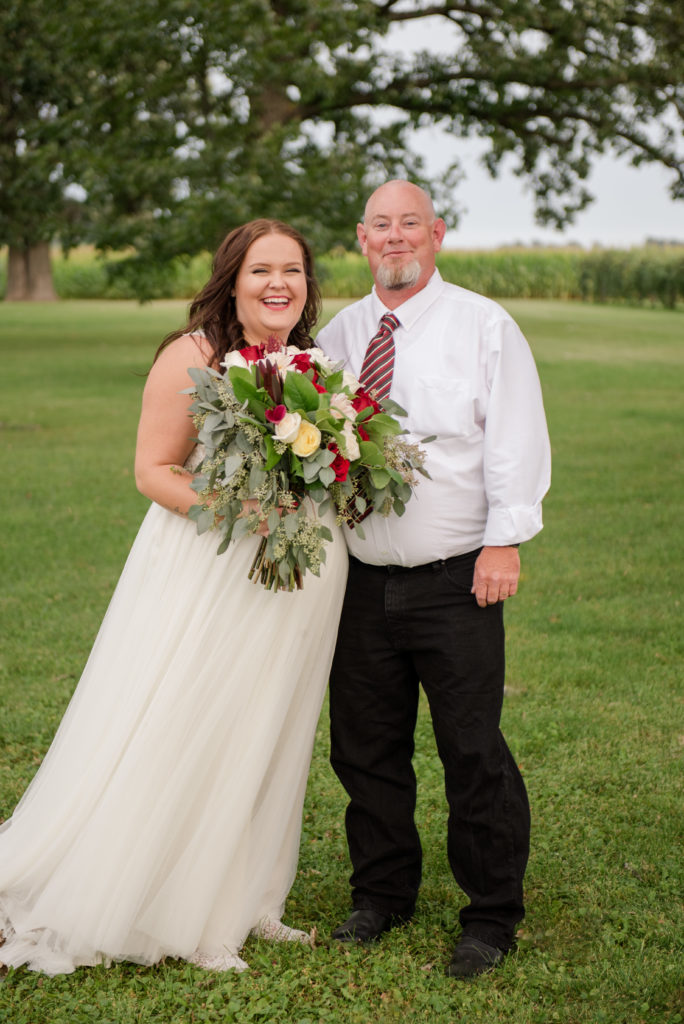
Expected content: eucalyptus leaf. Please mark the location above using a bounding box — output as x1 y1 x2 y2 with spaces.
318 466 336 487
381 398 408 418
190 474 209 494
249 464 267 492
307 485 327 503
302 459 320 483
223 454 243 479
230 516 251 541
284 513 300 539
316 448 336 468
194 509 216 535
236 431 253 453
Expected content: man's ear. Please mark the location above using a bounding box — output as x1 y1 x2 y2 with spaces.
356 222 368 254
432 218 447 253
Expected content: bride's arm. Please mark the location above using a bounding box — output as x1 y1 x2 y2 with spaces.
135 334 214 516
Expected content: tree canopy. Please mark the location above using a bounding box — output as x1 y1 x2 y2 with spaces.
2 0 683 297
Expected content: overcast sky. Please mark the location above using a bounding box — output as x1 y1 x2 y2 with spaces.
387 16 684 250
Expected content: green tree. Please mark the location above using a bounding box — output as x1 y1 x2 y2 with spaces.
2 0 682 299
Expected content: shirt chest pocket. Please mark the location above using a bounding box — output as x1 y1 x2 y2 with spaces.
411 376 477 438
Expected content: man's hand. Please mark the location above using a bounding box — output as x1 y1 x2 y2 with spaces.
471 546 521 608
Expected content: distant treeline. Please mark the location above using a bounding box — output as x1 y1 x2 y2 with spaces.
2 246 683 308
319 248 684 309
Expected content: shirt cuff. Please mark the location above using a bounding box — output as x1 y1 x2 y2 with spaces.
482 503 544 547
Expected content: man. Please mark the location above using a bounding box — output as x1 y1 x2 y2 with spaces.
316 180 551 979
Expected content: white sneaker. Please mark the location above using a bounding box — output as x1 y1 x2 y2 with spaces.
250 916 315 946
187 949 249 972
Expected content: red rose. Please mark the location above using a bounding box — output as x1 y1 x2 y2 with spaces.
289 352 314 373
358 424 370 441
352 389 382 415
240 344 264 363
328 444 350 482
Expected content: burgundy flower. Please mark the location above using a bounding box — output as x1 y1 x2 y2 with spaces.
265 404 288 424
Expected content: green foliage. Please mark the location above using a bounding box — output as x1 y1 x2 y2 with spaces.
317 248 684 308
1 1 682 292
0 298 682 1022
7 245 682 307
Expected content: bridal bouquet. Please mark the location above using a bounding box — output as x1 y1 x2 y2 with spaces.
186 336 429 591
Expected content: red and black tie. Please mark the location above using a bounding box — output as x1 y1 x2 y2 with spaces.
358 313 400 401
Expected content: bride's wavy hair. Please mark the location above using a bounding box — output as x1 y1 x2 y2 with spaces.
155 219 322 365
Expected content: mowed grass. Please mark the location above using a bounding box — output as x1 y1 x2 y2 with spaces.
0 299 682 1024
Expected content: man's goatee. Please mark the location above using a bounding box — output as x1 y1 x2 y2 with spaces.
376 259 421 291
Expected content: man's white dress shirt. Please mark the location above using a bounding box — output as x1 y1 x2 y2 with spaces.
316 270 551 567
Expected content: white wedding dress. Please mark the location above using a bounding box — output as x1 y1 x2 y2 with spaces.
0 471 348 975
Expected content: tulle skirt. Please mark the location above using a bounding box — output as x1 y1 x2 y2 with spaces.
0 503 347 975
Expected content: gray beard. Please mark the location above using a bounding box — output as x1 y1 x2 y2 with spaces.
376 258 421 291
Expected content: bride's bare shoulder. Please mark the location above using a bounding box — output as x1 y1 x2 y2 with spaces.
161 332 214 366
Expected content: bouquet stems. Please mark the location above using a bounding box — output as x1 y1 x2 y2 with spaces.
248 537 303 592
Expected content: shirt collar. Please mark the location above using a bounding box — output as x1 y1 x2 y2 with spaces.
371 269 444 330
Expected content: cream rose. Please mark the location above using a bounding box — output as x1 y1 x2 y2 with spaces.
330 392 356 421
341 419 361 461
274 411 302 443
291 421 322 457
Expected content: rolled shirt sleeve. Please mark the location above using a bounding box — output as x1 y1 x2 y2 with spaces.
481 315 551 547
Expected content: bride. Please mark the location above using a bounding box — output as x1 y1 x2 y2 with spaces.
0 220 348 976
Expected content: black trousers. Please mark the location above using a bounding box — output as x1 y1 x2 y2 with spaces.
329 551 530 950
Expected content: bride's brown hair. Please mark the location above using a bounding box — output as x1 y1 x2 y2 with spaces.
155 219 322 365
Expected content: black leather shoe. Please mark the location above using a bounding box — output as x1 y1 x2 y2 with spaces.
331 909 393 943
445 936 505 978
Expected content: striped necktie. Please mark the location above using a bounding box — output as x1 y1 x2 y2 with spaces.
358 313 400 400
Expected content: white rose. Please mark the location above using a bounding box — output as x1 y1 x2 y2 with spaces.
274 411 302 444
342 370 361 393
268 350 295 373
307 347 335 372
221 350 248 370
341 420 361 461
330 392 357 421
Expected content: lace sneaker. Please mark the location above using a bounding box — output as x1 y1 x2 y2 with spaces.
187 949 249 972
250 916 315 945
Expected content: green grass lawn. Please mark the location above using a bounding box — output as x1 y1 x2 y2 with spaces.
0 299 682 1023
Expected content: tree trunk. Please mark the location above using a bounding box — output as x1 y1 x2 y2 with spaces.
5 242 58 301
